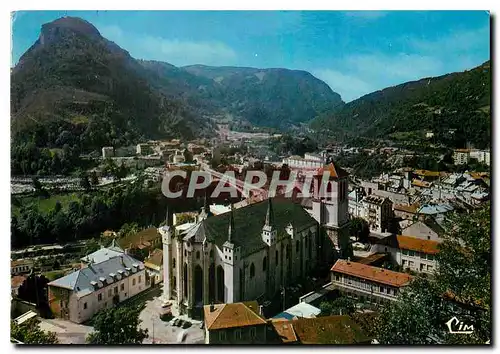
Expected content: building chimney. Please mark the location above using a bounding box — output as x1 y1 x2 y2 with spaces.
210 303 215 312
259 305 264 316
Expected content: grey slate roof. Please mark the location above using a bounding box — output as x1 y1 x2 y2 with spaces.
182 197 317 257
81 247 123 264
49 253 144 296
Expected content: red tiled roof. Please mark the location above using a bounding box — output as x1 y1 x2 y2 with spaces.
316 162 349 179
397 235 440 254
11 275 27 289
394 203 419 213
203 301 266 330
331 259 412 287
269 320 298 343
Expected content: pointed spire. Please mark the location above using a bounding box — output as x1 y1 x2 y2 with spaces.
166 206 173 227
228 204 235 243
265 197 274 227
204 190 209 212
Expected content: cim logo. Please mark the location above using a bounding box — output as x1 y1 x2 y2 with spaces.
446 317 474 334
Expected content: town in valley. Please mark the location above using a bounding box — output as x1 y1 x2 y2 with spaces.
10 10 491 345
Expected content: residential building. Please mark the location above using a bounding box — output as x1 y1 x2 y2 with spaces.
102 146 114 159
393 203 420 220
117 227 162 255
401 219 445 242
11 259 34 275
48 252 149 324
395 235 439 274
361 195 393 234
203 301 267 344
453 149 470 165
81 240 124 266
144 249 163 286
372 189 411 205
348 188 365 218
282 155 324 170
136 143 154 156
470 149 491 166
330 259 412 305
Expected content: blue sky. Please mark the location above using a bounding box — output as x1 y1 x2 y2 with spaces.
11 10 490 102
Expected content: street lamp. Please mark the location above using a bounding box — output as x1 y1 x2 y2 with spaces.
151 315 155 344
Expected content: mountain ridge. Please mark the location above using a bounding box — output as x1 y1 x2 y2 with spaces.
311 60 491 149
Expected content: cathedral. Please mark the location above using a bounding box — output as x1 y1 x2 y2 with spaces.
159 162 350 318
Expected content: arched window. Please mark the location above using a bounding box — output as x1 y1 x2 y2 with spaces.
173 276 177 288
296 240 300 253
275 250 279 265
262 257 267 272
250 263 255 278
196 251 200 259
173 258 176 269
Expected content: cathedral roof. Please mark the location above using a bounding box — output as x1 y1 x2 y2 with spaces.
191 197 316 257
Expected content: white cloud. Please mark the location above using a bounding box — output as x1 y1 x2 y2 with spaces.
408 26 490 54
315 25 488 102
347 53 444 81
95 23 237 66
314 53 444 102
98 24 124 42
312 69 376 103
141 37 237 66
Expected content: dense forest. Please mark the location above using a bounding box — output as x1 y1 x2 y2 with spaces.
11 174 204 249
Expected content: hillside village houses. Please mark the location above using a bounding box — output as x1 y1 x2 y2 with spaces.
11 259 34 275
453 148 491 166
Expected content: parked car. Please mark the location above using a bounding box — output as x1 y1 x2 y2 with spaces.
182 321 191 329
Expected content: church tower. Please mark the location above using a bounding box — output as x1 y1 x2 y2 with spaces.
223 204 240 303
312 162 351 261
160 207 173 305
262 198 277 247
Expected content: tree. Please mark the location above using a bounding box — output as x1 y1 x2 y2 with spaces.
349 217 370 243
90 171 99 187
376 277 451 344
319 296 356 316
17 274 50 306
86 304 148 344
376 204 491 344
79 172 91 192
183 149 193 163
11 318 58 344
